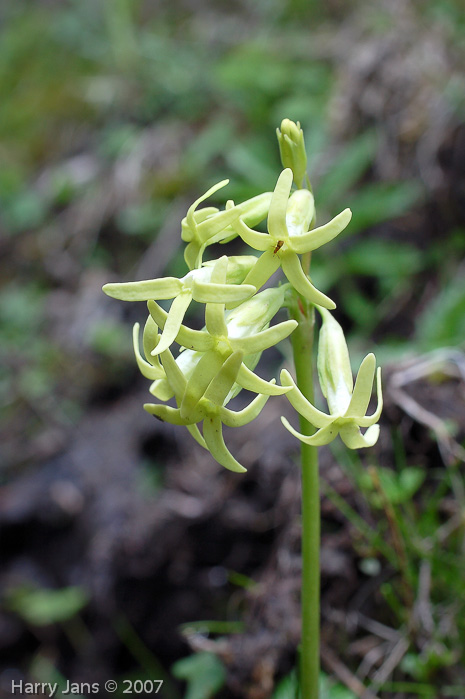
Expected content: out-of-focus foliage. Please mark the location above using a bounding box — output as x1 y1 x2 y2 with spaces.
1 0 465 696
171 652 226 699
272 670 358 698
5 585 88 626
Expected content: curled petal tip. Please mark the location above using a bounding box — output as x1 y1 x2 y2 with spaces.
280 368 296 386
341 423 380 449
203 417 247 473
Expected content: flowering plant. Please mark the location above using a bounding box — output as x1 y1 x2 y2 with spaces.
103 119 382 698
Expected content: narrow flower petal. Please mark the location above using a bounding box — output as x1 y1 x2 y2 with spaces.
268 169 293 240
132 323 165 380
195 239 216 270
237 364 292 395
187 424 207 449
147 299 168 327
151 292 193 356
232 319 297 354
143 316 161 363
177 326 214 352
210 255 228 283
203 352 243 407
281 251 336 309
339 423 380 449
193 281 256 304
181 351 225 419
185 208 244 269
232 217 271 251
195 205 242 244
149 378 173 401
204 256 228 337
195 234 255 272
205 303 227 338
220 233 238 244
181 205 218 243
346 353 376 419
240 250 281 293
224 255 260 284
220 391 271 427
159 347 187 401
357 368 383 427
102 277 183 302
184 243 202 271
280 369 333 428
235 191 273 227
281 417 340 445
225 251 280 312
147 300 213 352
144 403 194 425
203 416 247 473
186 180 229 231
289 208 352 254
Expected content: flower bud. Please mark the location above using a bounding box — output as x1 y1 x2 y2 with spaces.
225 287 286 339
276 119 308 188
286 189 315 237
317 309 353 415
202 255 258 285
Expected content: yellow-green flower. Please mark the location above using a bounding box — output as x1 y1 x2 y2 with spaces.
132 315 165 382
280 309 382 448
147 277 297 400
135 277 294 472
145 350 274 473
231 168 352 309
103 255 257 356
181 181 272 270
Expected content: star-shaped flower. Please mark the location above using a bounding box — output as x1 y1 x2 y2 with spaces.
146 263 297 400
280 309 382 448
130 315 206 448
231 168 352 309
145 349 274 472
181 181 272 270
103 255 257 356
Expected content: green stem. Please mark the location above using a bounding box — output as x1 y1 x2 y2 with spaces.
289 294 320 699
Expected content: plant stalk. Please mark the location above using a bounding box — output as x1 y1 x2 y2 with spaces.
290 294 320 699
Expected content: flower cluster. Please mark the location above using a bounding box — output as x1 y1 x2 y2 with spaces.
104 255 296 472
103 120 382 471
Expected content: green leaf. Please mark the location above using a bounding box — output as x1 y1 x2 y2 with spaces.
271 671 359 699
316 131 378 208
378 467 425 504
347 181 422 234
171 652 226 699
271 670 298 698
416 268 465 349
398 468 427 501
343 239 423 279
319 672 359 699
6 586 88 626
360 466 426 505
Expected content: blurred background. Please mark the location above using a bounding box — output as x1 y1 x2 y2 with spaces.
1 0 465 697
